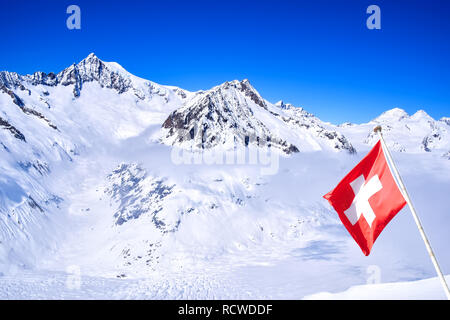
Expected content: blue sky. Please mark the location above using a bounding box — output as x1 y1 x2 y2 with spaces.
1 0 449 123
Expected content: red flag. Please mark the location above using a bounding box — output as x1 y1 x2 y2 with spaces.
323 140 407 256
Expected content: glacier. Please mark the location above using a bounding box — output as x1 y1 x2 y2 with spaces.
0 53 449 299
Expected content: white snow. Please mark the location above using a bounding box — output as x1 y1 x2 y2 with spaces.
0 54 449 299
304 275 450 300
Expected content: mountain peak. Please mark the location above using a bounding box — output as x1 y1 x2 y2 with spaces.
275 100 295 110
218 79 252 88
374 108 409 122
76 52 103 68
411 109 433 120
81 52 101 63
161 79 301 153
55 53 136 97
440 117 450 126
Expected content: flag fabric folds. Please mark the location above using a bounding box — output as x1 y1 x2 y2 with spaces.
323 140 407 255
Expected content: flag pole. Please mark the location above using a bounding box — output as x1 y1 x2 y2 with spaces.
374 125 450 300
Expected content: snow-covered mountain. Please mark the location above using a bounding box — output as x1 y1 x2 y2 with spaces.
336 107 450 156
0 54 449 299
160 79 355 154
0 53 190 273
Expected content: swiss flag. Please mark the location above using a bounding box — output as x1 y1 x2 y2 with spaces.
323 140 407 256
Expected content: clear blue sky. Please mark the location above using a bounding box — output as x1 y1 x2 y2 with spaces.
1 0 449 123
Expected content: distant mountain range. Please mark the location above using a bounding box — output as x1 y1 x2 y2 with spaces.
0 53 449 280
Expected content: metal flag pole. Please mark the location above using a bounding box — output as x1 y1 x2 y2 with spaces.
374 125 450 300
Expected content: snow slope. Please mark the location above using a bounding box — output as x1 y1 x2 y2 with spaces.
0 54 449 299
304 275 450 300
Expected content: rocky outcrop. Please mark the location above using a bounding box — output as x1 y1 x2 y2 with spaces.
57 53 134 96
20 106 58 130
275 102 356 154
440 117 450 126
106 163 175 229
0 117 26 141
162 80 300 154
0 53 137 98
0 84 25 107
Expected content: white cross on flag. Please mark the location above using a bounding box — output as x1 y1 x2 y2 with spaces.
323 140 407 255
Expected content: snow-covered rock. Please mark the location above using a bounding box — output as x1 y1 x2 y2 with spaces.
161 80 356 154
161 80 300 154
336 108 450 154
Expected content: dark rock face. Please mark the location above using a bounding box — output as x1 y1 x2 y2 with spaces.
161 78 355 154
172 87 187 99
286 144 300 154
30 71 58 86
161 80 300 154
421 122 444 153
0 117 26 141
57 54 134 97
422 133 441 152
0 53 136 98
0 84 25 107
27 196 44 213
20 106 58 130
238 79 267 110
0 71 58 89
0 83 57 130
274 105 356 154
18 160 50 176
0 71 23 89
323 130 356 154
106 163 175 229
162 105 193 130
